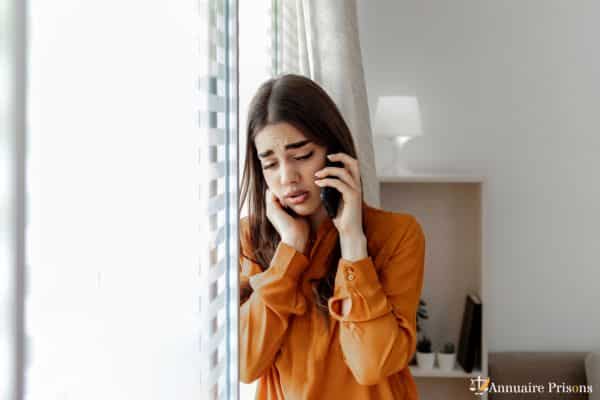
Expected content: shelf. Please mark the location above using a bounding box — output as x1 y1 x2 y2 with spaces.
377 171 485 183
380 179 487 398
409 365 483 378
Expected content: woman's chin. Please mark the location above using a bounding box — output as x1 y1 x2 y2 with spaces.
288 205 311 216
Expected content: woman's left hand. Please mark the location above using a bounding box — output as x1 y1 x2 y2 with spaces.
314 153 367 261
315 153 366 316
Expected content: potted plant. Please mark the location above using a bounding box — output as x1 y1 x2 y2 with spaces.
410 298 430 365
437 342 456 371
416 336 434 369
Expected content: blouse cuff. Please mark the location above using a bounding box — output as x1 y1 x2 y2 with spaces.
249 241 309 286
327 256 392 322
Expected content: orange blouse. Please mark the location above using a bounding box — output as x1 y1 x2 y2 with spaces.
239 202 426 399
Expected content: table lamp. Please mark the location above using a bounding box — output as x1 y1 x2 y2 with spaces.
373 96 423 175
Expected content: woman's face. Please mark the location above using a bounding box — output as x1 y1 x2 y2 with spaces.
254 122 327 216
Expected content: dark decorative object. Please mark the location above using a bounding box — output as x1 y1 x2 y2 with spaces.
416 298 429 336
410 298 430 365
457 293 482 373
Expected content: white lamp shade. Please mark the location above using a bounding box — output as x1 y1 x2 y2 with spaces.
373 96 423 138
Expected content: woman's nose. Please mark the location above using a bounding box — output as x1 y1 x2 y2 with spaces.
280 162 300 185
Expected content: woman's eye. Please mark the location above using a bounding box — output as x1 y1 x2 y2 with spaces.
294 151 313 161
262 151 312 170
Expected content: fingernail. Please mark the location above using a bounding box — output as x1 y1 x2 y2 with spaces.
327 154 333 159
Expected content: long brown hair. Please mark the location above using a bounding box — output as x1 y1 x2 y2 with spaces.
239 74 363 322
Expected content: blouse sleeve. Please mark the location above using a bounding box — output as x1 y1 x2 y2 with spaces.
239 220 310 383
327 216 426 386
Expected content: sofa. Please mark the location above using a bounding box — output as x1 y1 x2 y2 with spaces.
488 352 598 400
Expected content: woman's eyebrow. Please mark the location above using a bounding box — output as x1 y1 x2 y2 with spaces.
257 139 312 158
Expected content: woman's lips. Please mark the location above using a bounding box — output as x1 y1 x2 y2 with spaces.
287 191 309 205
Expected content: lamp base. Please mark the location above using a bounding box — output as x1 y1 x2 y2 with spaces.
375 137 416 177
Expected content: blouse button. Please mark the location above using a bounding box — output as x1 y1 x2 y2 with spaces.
345 267 355 274
347 274 355 281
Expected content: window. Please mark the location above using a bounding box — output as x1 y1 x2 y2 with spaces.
23 0 238 399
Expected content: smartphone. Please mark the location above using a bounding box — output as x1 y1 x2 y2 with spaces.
320 159 344 218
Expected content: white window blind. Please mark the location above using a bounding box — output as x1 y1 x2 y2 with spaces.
199 1 239 399
200 0 239 399
1 0 27 399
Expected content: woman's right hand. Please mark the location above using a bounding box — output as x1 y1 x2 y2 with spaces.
265 188 310 254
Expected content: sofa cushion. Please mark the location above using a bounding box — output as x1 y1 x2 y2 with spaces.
488 352 589 399
585 352 600 400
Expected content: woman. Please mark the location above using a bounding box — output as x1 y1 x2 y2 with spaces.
239 74 426 399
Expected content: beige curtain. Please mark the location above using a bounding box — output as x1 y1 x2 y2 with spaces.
277 0 380 207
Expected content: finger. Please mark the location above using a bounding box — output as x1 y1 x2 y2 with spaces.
314 177 358 201
327 153 361 184
266 188 285 211
314 166 358 191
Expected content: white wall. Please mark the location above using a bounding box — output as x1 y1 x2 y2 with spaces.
358 0 600 351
